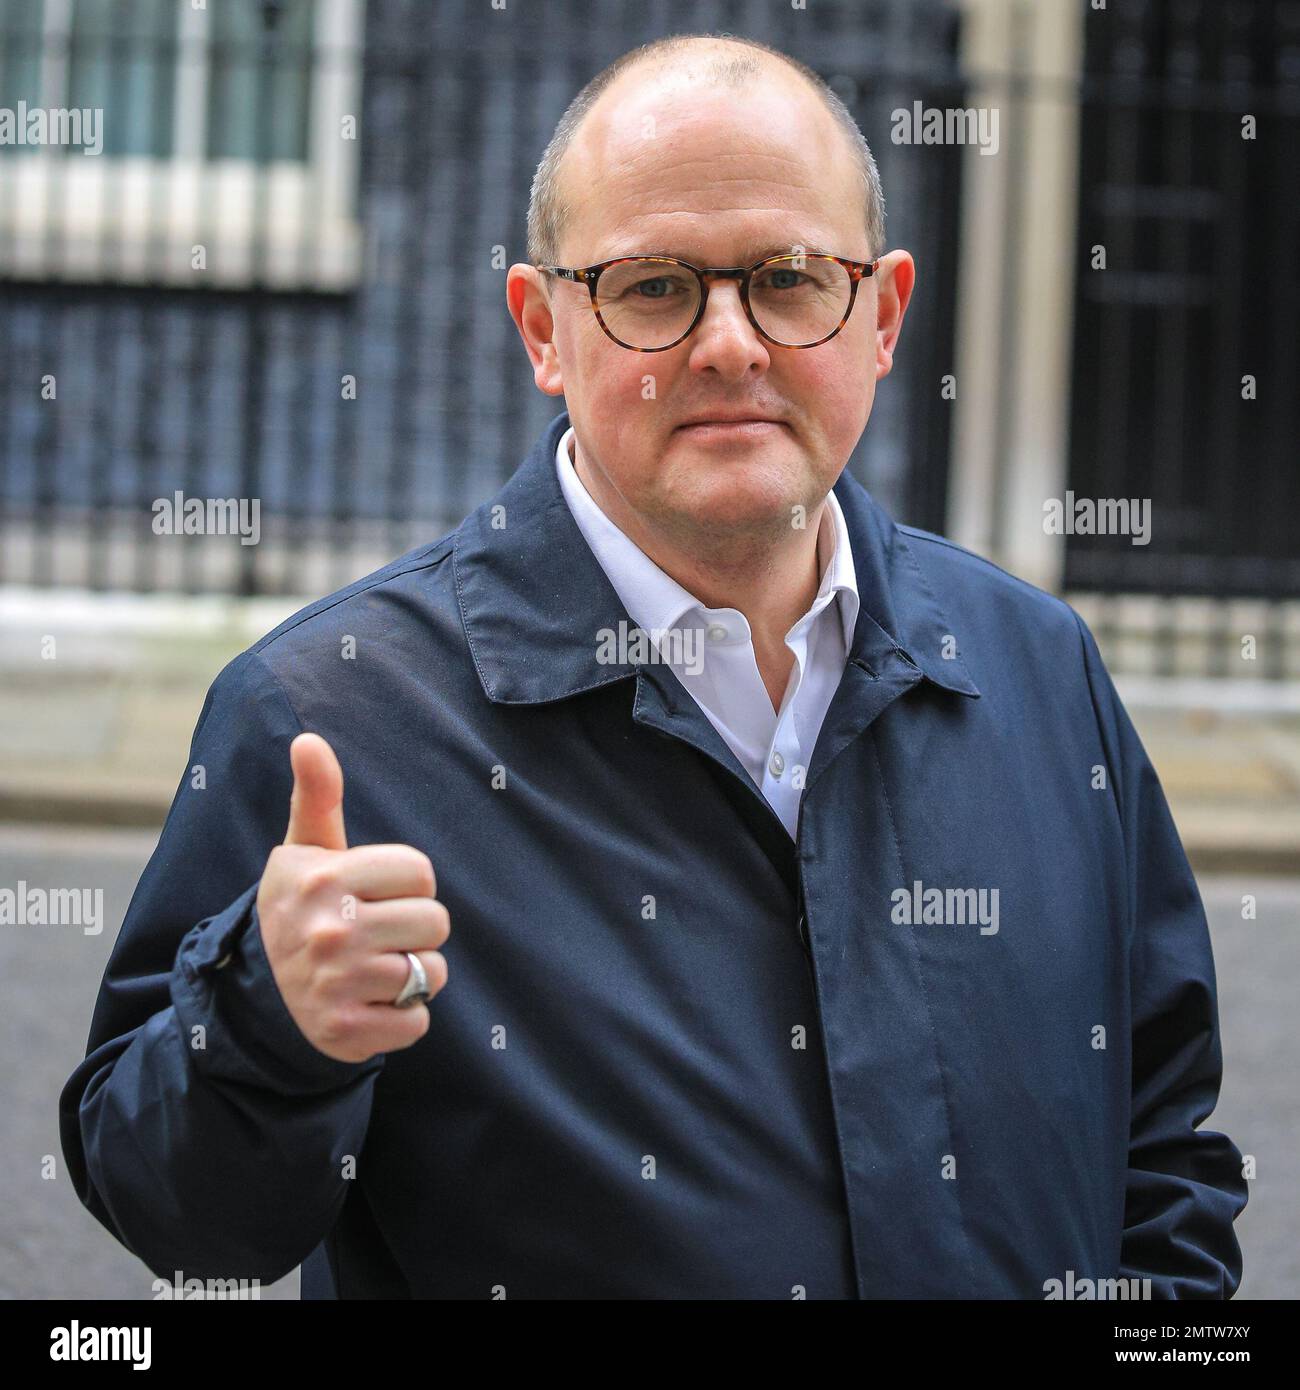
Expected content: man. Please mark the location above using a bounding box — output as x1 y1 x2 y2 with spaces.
61 33 1247 1299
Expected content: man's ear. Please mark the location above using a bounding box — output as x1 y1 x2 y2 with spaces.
872 249 915 382
507 265 564 397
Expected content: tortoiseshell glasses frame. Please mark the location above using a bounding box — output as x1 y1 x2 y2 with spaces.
535 252 880 352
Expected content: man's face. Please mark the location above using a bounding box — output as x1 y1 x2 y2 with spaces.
510 65 913 553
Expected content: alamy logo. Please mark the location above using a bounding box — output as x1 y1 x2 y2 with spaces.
50 1322 151 1369
1043 492 1151 545
1043 1269 1152 1300
152 1270 261 1299
595 619 705 676
890 879 999 935
0 102 102 154
891 101 999 156
152 491 261 546
0 882 102 934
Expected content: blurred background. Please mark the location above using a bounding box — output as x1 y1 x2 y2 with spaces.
0 0 1295 1298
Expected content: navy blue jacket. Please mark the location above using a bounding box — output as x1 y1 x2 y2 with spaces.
60 409 1247 1298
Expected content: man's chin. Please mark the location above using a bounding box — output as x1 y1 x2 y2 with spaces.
663 489 811 545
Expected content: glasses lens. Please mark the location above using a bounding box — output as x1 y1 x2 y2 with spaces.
595 260 701 349
749 256 853 346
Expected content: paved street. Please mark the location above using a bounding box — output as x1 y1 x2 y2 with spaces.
0 823 1292 1300
0 824 298 1300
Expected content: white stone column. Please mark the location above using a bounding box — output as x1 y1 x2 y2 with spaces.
947 0 1086 593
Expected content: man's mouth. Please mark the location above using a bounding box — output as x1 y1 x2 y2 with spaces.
675 416 789 439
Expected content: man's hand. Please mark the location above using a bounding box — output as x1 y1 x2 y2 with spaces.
255 732 450 1063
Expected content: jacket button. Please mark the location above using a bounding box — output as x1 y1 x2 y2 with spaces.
796 912 809 952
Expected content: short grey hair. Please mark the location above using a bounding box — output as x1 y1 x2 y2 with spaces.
526 32 886 269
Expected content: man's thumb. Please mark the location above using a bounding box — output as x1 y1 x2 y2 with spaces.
284 732 348 850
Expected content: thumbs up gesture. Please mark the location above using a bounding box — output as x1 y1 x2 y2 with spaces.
254 733 450 1063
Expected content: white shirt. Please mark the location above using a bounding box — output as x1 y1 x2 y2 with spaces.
555 425 860 840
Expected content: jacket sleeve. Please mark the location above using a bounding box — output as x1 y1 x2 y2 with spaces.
58 647 386 1284
1075 611 1248 1298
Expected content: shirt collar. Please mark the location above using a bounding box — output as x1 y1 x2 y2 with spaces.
553 424 860 656
454 409 980 705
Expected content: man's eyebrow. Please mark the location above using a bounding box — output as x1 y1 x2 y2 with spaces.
599 242 837 263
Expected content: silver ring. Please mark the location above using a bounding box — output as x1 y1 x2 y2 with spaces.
392 951 430 1008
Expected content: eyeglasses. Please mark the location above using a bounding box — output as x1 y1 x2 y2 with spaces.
536 252 879 352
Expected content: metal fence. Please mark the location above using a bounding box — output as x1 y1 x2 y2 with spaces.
1065 0 1300 601
1059 0 1300 683
0 0 966 596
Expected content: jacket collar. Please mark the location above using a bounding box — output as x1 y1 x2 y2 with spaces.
454 409 980 706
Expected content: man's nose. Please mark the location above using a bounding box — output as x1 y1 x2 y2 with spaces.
689 277 770 368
